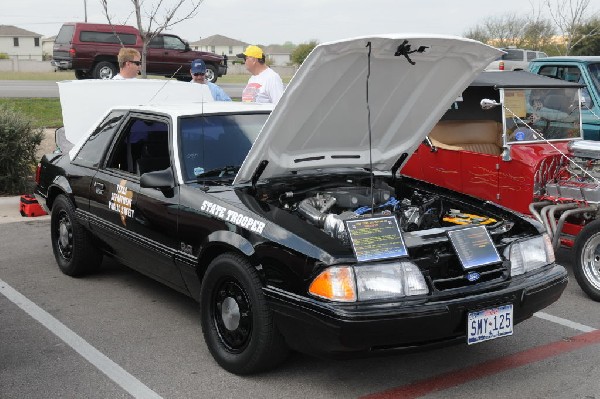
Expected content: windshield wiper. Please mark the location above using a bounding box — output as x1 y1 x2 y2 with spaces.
196 165 240 178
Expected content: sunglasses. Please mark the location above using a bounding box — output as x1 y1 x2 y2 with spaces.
129 60 141 66
193 72 205 76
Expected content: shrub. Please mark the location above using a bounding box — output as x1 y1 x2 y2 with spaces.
0 53 9 60
291 40 318 66
0 104 43 194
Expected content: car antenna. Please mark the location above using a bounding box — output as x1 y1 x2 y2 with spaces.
366 41 375 217
146 65 183 103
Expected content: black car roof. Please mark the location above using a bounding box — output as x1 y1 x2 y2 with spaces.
470 71 585 89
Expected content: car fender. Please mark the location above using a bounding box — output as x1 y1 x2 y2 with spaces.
47 175 73 209
205 230 254 257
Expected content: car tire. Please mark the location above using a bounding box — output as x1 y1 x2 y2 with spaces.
50 195 102 276
200 253 289 374
205 64 218 83
574 219 600 301
74 69 89 80
93 61 118 80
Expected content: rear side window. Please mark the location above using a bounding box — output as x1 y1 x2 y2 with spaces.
502 49 524 61
526 51 537 61
73 111 126 169
55 25 75 44
79 31 137 45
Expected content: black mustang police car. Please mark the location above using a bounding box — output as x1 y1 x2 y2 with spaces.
35 35 568 375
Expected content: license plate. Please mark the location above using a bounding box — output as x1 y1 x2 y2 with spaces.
467 304 513 345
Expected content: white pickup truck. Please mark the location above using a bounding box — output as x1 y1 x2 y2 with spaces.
486 47 548 71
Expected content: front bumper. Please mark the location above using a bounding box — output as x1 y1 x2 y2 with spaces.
265 264 567 358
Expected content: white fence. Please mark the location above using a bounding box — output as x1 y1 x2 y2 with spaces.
0 59 54 72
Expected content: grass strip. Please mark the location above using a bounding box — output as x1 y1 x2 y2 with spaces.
0 98 62 128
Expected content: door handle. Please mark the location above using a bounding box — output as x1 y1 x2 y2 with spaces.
94 181 105 194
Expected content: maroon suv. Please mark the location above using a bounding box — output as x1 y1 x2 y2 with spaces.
52 22 227 82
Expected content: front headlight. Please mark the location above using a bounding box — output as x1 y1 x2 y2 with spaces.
505 234 555 276
308 261 429 302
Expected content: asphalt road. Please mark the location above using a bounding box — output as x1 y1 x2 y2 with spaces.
0 80 245 99
1 218 600 399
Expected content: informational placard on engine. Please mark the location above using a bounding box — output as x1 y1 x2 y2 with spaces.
447 225 501 269
346 216 408 262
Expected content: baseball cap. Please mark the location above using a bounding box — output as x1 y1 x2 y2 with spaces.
190 59 206 74
237 45 264 59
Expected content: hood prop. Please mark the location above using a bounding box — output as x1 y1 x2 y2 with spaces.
366 41 375 217
251 160 269 191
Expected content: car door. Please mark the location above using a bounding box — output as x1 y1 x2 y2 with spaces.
147 35 188 75
88 112 186 291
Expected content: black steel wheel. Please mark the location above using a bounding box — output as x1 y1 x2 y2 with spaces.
200 253 288 374
50 195 102 276
574 219 600 301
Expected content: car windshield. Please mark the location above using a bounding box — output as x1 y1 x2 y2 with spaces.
179 113 269 183
504 87 582 143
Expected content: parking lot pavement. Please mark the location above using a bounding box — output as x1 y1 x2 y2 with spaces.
1 220 600 398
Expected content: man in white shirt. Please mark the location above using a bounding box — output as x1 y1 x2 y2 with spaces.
113 48 141 80
238 45 284 104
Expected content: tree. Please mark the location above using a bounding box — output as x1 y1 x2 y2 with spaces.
463 12 555 50
101 0 204 78
571 17 600 55
544 0 600 54
290 41 318 66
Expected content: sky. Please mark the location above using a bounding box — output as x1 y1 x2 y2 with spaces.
1 0 579 45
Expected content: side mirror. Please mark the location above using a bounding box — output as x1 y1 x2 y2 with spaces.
481 98 501 110
140 168 175 190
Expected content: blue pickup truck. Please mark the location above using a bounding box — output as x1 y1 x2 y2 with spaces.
529 56 600 140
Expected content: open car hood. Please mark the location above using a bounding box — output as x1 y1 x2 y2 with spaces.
58 79 213 147
234 34 501 184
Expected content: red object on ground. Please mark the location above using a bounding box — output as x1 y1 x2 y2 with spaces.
19 194 47 217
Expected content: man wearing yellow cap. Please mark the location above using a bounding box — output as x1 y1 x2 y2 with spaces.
237 45 284 104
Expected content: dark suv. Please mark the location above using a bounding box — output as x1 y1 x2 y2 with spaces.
52 22 227 82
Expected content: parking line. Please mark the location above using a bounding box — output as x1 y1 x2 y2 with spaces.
534 311 596 333
0 279 163 399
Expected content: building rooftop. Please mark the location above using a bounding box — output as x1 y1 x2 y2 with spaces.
0 25 42 37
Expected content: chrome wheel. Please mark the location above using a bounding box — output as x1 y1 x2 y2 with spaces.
205 65 217 83
574 220 600 302
580 234 600 292
98 65 114 79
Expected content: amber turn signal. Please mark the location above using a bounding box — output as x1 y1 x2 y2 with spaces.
308 266 357 302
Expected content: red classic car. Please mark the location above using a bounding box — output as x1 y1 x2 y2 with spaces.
402 71 600 301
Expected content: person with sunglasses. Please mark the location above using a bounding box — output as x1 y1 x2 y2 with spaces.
189 59 231 101
113 48 141 80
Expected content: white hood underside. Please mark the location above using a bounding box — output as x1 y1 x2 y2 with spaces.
234 34 501 184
